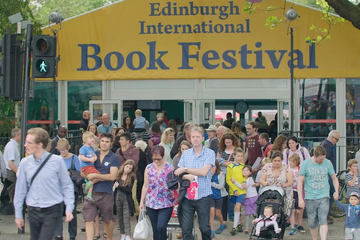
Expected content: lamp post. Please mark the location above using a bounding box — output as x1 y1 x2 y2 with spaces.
49 12 63 136
285 8 298 135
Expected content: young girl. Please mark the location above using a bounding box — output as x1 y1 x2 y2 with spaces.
172 140 191 169
242 165 259 234
252 206 281 236
288 153 304 235
255 157 272 194
210 160 228 238
226 147 246 235
115 159 136 240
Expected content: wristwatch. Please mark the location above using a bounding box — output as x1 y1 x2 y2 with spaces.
184 168 188 173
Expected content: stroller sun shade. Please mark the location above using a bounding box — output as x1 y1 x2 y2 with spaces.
256 186 285 205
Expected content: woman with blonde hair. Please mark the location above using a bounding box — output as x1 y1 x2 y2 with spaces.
159 128 175 163
54 138 81 240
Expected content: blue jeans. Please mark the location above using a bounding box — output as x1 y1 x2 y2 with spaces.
180 196 211 240
146 206 173 240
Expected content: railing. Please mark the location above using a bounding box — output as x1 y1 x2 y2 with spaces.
0 130 83 155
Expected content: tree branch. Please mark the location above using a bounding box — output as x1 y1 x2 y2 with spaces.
325 0 360 30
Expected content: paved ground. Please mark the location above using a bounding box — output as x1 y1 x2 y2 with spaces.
0 214 346 240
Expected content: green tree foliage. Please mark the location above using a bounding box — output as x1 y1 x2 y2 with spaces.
0 0 42 35
30 0 121 27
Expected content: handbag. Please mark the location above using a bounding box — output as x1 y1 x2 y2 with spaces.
68 155 85 193
133 209 150 239
284 197 295 217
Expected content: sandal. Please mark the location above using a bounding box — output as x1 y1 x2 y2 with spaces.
103 233 107 238
93 236 100 240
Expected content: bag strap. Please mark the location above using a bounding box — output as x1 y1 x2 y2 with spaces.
31 154 52 186
226 153 233 162
119 148 126 160
70 155 75 170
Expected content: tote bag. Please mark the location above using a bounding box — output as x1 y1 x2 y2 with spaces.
133 209 150 239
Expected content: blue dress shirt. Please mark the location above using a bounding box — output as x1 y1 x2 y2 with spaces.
14 151 74 218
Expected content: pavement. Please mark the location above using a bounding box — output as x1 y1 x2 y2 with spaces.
0 214 346 240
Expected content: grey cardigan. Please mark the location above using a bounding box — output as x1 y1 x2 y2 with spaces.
211 171 228 197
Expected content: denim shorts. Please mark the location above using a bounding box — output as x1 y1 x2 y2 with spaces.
305 197 329 228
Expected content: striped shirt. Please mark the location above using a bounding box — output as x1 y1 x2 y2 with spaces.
178 147 215 199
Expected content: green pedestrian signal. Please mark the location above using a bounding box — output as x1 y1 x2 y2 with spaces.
32 35 57 78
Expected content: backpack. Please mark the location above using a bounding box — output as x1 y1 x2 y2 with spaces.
150 133 161 146
286 147 306 163
133 132 145 144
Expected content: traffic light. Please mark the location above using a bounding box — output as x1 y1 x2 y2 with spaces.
0 32 23 100
32 35 57 78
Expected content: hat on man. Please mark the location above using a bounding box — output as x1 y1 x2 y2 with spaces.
350 192 359 198
206 125 217 132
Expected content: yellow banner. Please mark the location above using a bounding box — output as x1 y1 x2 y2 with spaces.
44 0 360 80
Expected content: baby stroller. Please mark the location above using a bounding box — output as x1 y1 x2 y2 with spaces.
249 186 287 240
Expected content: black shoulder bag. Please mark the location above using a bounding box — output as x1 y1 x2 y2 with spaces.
30 154 53 187
69 155 85 190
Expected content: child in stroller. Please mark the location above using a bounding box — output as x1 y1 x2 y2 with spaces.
252 206 281 236
250 186 287 240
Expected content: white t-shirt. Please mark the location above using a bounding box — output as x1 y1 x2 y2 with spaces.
246 177 258 198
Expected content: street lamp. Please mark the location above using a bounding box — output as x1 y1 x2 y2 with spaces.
285 8 299 136
49 12 63 136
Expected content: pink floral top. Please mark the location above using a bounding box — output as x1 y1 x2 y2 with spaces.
261 163 293 199
145 162 175 210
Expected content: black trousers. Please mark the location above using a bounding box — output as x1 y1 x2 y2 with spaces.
180 196 211 240
28 203 62 240
54 193 78 238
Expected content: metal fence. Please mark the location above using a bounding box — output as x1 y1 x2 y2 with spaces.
0 130 83 155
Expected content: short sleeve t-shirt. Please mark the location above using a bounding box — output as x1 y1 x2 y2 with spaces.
299 158 335 200
345 172 360 198
93 150 120 194
245 135 262 165
79 145 96 168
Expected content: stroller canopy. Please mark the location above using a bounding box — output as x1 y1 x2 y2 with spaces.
256 186 285 205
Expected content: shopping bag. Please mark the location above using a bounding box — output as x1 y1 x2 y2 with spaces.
133 209 150 239
187 176 199 200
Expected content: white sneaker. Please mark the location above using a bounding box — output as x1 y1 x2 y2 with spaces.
120 235 126 240
125 236 132 240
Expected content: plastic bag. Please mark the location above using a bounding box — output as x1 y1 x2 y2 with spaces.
133 209 150 239
187 176 199 200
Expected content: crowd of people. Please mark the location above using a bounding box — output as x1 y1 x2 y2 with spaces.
0 108 355 240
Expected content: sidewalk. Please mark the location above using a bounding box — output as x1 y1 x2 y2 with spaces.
0 214 345 240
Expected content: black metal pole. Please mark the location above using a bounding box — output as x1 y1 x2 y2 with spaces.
290 27 294 136
52 30 57 137
19 23 33 234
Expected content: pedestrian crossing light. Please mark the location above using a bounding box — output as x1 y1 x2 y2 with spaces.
32 35 57 78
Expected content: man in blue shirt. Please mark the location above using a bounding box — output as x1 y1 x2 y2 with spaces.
14 128 74 240
175 126 215 240
82 132 120 240
98 113 117 134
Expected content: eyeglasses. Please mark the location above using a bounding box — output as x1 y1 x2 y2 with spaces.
152 158 162 161
333 136 339 141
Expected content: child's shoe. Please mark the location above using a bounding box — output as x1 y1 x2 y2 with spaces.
237 224 243 232
230 227 237 235
275 228 282 233
289 226 297 235
244 228 249 234
84 195 95 204
297 225 306 232
215 224 227 234
255 231 260 236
